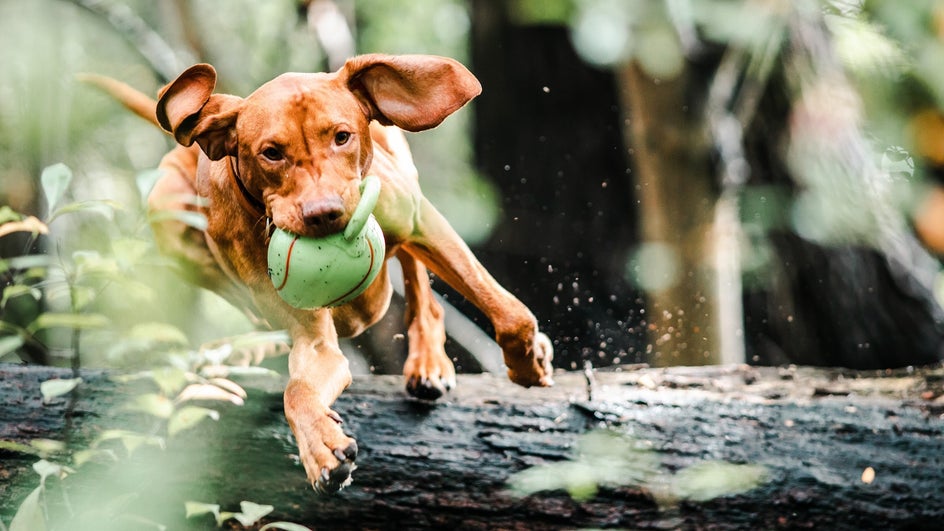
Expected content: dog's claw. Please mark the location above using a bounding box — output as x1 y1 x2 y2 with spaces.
313 441 358 495
313 465 354 494
406 375 447 401
334 440 358 462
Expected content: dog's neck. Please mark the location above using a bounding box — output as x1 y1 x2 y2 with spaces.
228 155 267 220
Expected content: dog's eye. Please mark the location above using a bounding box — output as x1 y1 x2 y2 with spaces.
261 147 283 161
334 132 351 146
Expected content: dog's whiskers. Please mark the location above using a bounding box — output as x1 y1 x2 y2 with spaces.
253 216 274 244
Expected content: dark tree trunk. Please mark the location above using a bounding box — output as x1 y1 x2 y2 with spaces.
469 0 645 371
2 363 943 530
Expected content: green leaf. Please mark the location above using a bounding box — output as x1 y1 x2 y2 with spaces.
136 168 164 201
41 163 73 214
30 439 66 456
4 254 58 272
168 406 219 437
507 461 600 501
184 501 220 521
672 461 768 502
198 365 282 380
28 312 109 334
32 459 68 482
147 209 208 231
507 429 662 502
0 335 25 358
0 205 22 224
150 367 191 396
93 429 165 455
111 237 151 270
72 250 119 277
9 486 44 531
2 284 42 305
72 447 118 467
67 285 99 312
176 384 244 405
0 439 65 459
48 199 122 224
233 501 274 526
128 322 189 346
124 393 175 419
0 440 41 456
260 523 314 531
40 378 82 403
111 367 192 396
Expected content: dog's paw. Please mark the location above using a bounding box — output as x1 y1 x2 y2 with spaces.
505 331 555 388
292 408 358 494
406 373 455 401
403 348 456 401
533 331 555 385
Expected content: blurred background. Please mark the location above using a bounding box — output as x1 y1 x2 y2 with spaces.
3 0 944 375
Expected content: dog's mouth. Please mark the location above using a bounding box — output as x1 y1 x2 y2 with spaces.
268 214 352 241
265 174 380 242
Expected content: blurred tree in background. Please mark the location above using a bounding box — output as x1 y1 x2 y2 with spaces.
2 0 944 372
470 0 944 369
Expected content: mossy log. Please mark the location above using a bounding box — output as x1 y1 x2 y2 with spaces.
1 363 943 530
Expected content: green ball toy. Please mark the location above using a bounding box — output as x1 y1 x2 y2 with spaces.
267 175 385 309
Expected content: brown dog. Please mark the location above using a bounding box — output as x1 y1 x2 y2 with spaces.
88 54 553 493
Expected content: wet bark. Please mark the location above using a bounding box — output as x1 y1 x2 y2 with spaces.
1 363 942 530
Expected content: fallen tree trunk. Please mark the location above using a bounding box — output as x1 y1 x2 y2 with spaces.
1 362 943 530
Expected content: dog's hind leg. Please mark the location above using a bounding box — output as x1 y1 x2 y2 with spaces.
398 249 455 400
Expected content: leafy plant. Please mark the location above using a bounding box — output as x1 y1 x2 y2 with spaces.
0 163 300 529
507 429 768 506
0 163 160 367
184 500 312 530
1 329 294 530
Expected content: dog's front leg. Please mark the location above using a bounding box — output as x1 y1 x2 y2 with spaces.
402 198 554 388
283 310 358 493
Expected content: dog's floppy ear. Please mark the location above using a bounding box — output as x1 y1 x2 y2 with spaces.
343 54 482 132
156 64 241 160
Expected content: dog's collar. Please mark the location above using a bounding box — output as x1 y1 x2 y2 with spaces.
228 156 267 220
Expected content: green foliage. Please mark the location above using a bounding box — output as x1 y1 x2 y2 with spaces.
39 163 72 214
8 485 44 531
39 377 82 404
671 460 769 502
1 328 296 530
184 500 293 528
1 163 148 365
0 159 298 528
507 429 768 506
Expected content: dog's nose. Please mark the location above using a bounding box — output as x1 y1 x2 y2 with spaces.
301 196 345 230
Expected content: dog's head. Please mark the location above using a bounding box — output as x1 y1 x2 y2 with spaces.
155 54 481 237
